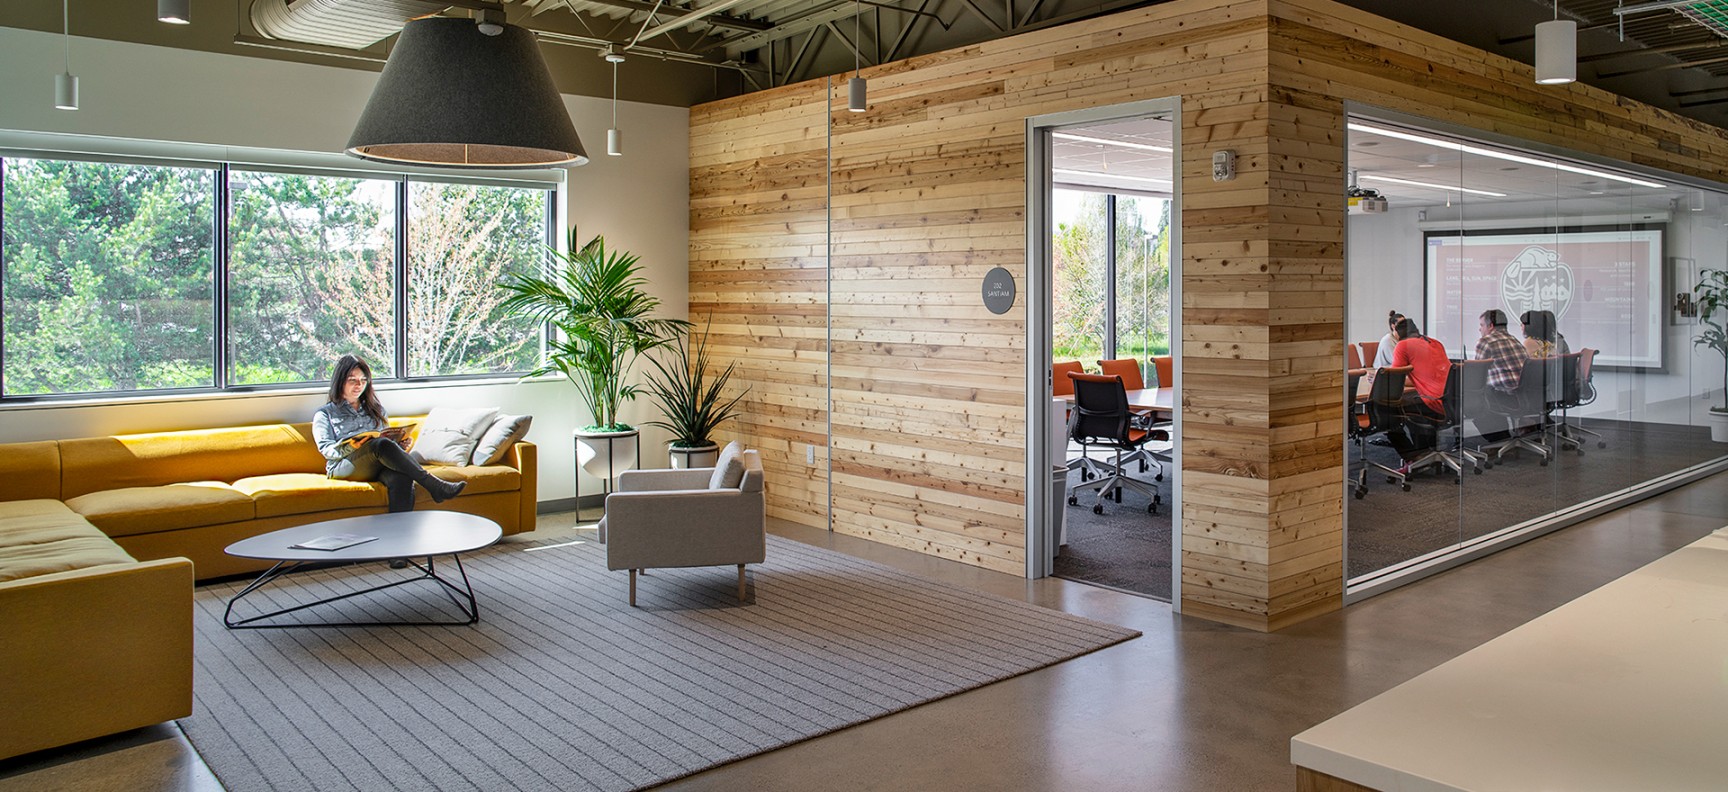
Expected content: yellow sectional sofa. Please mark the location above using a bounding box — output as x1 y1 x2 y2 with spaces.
0 418 537 760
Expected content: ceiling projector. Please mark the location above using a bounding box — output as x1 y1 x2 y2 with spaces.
1347 186 1389 214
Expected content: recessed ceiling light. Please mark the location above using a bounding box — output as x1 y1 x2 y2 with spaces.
1357 141 1380 147
1347 122 1666 189
1360 174 1507 197
1499 166 1520 171
1418 163 1435 168
1052 132 1171 153
1052 168 1170 185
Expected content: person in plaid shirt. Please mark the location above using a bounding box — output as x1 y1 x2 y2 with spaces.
1474 309 1526 394
1474 309 1527 442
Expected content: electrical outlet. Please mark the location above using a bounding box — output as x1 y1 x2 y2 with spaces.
806 444 816 465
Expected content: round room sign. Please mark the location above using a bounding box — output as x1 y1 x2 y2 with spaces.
982 267 1016 314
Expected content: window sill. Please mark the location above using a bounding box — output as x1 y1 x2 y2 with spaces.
0 373 565 412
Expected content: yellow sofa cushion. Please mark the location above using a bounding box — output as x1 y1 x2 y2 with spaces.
0 441 61 502
0 501 135 582
65 482 255 538
231 473 388 519
59 425 326 500
411 465 521 502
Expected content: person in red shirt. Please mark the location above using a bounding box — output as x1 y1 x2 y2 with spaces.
1388 317 1449 468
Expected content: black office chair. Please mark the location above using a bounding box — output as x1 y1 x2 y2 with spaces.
1403 362 1486 479
1350 366 1411 499
1482 357 1553 465
1065 373 1164 515
1453 358 1499 470
1548 350 1604 453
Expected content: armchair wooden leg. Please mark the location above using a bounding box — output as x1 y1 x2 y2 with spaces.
737 564 746 603
629 569 637 607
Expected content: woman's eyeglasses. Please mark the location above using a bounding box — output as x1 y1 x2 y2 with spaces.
345 376 369 385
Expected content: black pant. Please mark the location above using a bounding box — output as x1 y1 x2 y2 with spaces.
1389 393 1444 462
332 437 439 513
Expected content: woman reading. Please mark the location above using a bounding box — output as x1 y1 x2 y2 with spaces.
311 354 465 512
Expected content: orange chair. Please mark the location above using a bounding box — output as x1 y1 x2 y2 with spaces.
1097 359 1146 390
1052 361 1084 397
1151 355 1173 389
1358 340 1380 367
1346 344 1362 371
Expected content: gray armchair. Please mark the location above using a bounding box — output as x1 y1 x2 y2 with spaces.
601 444 766 606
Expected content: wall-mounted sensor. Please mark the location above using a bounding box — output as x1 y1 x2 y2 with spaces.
1211 150 1236 182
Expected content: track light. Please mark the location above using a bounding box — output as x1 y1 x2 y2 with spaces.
157 0 189 25
1535 2 1575 85
55 0 77 111
847 0 866 113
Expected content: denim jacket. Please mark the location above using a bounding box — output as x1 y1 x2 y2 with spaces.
311 401 387 475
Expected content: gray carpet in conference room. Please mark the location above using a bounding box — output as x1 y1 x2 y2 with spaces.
1347 418 1726 579
182 534 1139 792
1052 464 1174 602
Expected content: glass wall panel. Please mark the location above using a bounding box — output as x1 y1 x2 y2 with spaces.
2 157 217 396
1113 197 1171 383
404 180 547 377
1052 189 1107 365
1345 116 1728 588
227 169 398 384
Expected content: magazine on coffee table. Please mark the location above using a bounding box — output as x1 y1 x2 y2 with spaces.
290 533 379 552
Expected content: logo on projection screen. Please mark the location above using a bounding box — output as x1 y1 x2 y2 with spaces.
1499 245 1574 320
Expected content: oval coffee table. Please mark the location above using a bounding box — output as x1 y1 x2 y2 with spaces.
223 511 502 629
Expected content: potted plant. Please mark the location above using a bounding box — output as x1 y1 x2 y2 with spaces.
500 229 688 477
643 318 749 468
1693 268 1728 442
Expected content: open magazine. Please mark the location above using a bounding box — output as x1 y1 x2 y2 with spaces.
345 424 418 452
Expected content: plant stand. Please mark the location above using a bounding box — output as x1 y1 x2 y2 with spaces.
668 443 720 469
575 428 640 526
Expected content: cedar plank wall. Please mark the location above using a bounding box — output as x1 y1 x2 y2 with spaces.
689 0 1728 631
689 82 831 529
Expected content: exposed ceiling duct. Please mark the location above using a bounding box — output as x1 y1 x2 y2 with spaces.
251 0 453 50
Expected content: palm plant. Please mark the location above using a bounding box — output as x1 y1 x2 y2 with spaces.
643 318 748 448
499 229 688 431
1694 268 1728 412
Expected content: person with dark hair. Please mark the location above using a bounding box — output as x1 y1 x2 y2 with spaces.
312 354 465 512
1521 309 1572 358
1475 308 1527 394
1388 316 1450 471
1373 310 1404 369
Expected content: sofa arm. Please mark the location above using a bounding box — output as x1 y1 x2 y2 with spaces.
603 488 766 571
618 467 712 492
508 441 537 534
0 557 194 761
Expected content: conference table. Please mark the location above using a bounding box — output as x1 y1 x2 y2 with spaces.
1059 386 1175 418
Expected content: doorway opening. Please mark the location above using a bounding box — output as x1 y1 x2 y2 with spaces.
1026 101 1180 603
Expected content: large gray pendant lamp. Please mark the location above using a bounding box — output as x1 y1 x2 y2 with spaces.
347 16 587 168
1534 1 1576 85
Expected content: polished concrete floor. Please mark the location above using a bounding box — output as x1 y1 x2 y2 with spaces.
4 471 1724 792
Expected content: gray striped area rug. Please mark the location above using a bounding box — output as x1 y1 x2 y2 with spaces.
183 534 1138 792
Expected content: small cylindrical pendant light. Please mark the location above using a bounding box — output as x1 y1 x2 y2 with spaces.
605 46 624 156
157 0 190 25
55 72 79 111
847 0 866 113
1534 2 1575 86
848 76 867 113
55 0 77 111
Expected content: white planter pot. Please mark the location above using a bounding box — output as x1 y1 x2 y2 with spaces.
575 428 640 483
668 443 720 469
1710 410 1728 443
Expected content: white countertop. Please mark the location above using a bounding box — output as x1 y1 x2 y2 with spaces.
1291 526 1728 792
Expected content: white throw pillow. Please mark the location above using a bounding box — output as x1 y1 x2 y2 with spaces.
708 441 746 489
414 407 499 467
469 414 533 466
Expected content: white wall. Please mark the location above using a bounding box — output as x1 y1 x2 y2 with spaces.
0 28 692 503
1346 197 1728 424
